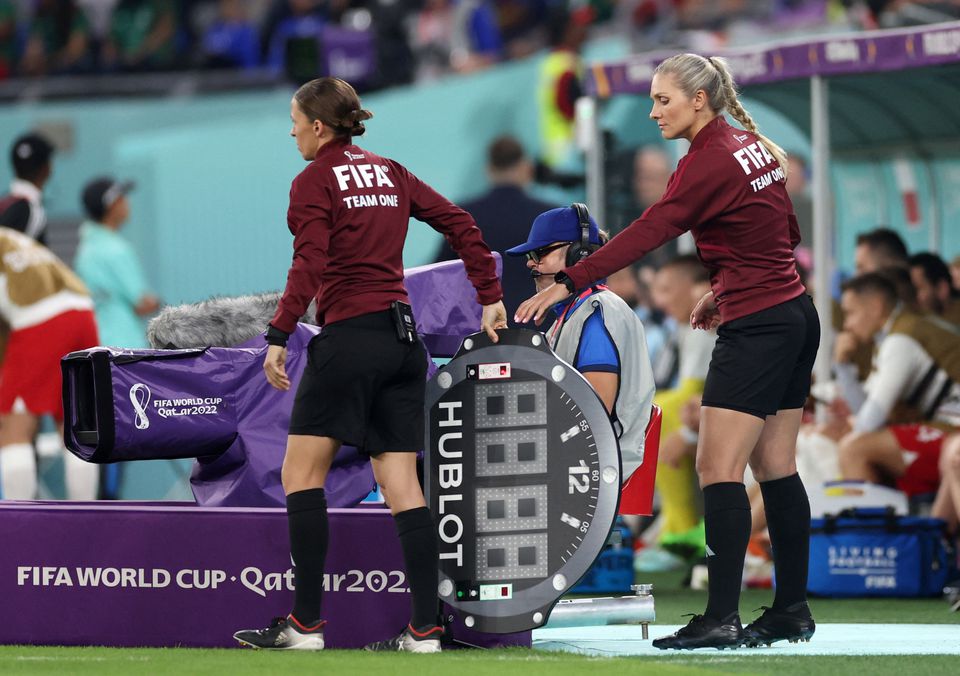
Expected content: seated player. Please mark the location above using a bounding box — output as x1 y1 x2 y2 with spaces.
909 252 960 327
836 273 960 496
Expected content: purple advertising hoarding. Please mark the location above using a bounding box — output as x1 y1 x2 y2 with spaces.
586 20 960 98
0 501 530 649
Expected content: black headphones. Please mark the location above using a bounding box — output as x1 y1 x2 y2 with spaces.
565 202 600 267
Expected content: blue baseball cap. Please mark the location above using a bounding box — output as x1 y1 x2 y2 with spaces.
505 206 601 257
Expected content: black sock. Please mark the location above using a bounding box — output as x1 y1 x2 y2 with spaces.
760 473 811 610
287 488 328 626
703 482 751 621
394 506 439 630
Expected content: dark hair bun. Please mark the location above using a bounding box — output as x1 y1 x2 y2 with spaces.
346 108 373 137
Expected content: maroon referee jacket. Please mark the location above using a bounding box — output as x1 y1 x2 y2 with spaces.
564 116 804 324
271 138 503 333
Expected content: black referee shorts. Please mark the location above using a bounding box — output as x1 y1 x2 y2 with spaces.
701 293 820 419
289 310 428 454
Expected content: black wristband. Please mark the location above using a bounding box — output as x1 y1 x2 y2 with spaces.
554 271 576 294
265 324 289 347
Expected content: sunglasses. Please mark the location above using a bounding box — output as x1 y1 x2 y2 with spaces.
525 242 569 264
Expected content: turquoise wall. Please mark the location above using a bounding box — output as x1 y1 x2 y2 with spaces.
833 148 960 270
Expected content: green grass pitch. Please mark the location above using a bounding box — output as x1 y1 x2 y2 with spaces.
2 571 957 675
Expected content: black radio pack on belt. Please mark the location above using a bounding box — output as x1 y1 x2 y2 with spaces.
390 300 417 344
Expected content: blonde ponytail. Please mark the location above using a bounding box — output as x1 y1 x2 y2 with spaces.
656 53 789 175
708 57 789 174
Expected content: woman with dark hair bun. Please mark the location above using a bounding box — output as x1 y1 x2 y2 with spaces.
234 77 507 653
517 53 820 650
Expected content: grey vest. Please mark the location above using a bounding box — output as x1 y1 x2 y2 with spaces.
548 289 655 479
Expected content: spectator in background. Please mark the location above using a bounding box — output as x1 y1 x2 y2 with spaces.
604 266 641 305
909 252 960 327
0 133 55 246
649 255 714 391
878 264 921 312
200 0 260 70
633 146 671 212
854 226 909 274
630 145 674 266
366 0 416 89
537 5 591 169
497 0 549 60
266 0 325 81
839 227 910 379
950 254 960 292
604 264 671 370
74 177 160 348
435 135 557 324
449 0 502 73
20 0 92 76
409 0 454 81
410 0 502 81
0 0 17 79
785 152 812 247
101 0 177 72
634 265 671 367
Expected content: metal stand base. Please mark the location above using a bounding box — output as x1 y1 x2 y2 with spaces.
544 583 656 639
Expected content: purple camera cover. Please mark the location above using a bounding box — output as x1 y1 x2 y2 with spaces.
62 257 501 508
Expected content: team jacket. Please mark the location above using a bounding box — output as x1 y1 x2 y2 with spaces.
563 116 804 324
271 138 502 333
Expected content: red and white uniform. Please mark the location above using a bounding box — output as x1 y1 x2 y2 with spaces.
0 228 99 421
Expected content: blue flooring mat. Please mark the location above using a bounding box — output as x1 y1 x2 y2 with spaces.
533 623 960 656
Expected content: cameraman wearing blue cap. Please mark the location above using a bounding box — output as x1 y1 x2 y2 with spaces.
507 204 655 479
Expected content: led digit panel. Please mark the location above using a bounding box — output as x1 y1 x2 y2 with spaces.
475 380 547 429
475 429 548 477
475 484 548 533
426 329 620 634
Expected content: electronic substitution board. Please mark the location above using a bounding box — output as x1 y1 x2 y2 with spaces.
425 328 621 633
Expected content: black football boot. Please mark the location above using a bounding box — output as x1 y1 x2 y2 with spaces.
742 602 816 647
652 613 743 650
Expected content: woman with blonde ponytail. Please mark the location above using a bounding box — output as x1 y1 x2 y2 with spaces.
517 53 819 650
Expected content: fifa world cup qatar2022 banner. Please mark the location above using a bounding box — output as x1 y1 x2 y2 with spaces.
0 501 528 648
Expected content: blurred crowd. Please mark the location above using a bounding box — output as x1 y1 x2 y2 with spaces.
2 1 958 89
